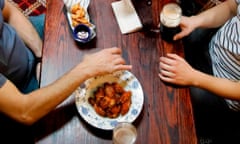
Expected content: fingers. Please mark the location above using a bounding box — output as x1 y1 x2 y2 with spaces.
105 47 132 72
159 59 174 72
36 62 41 82
165 53 183 61
159 54 180 80
159 53 184 72
158 58 176 83
173 17 194 41
115 65 132 71
112 55 132 71
158 73 175 83
159 54 178 68
173 30 188 41
106 47 122 55
159 68 176 77
112 56 126 65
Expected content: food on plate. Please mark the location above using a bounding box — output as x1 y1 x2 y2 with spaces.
71 3 91 27
88 82 132 118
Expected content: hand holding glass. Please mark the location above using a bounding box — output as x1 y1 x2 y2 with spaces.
160 3 182 42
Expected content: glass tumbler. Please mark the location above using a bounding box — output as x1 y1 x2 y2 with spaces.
113 122 137 144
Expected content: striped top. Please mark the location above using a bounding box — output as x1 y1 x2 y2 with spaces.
209 0 240 111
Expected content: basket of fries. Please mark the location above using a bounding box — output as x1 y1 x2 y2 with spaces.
64 0 96 43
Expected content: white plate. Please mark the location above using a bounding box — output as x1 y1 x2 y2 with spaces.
75 70 144 130
63 0 96 42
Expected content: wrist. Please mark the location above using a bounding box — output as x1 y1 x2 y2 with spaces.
191 16 201 29
35 57 42 63
191 69 202 87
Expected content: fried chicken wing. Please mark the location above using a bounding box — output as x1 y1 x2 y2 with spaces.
89 82 132 118
104 83 115 98
113 82 124 94
119 91 132 103
99 96 111 109
121 100 131 115
94 104 106 117
95 87 104 103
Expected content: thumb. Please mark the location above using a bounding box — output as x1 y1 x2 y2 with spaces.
173 31 188 40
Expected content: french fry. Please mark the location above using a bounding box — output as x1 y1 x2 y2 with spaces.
76 17 88 24
71 3 81 13
72 20 79 27
75 8 85 17
70 3 91 27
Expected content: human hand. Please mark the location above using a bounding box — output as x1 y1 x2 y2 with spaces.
159 53 197 86
173 16 197 41
36 62 41 82
79 47 132 77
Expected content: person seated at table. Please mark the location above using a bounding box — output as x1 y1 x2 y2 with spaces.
159 0 240 142
0 0 132 125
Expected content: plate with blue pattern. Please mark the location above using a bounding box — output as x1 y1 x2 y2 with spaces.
75 70 144 130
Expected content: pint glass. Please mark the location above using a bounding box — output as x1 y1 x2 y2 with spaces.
160 3 182 42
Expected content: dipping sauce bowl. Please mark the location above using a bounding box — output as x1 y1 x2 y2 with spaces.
73 24 92 43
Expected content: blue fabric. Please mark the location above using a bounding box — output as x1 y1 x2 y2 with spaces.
19 47 38 94
0 0 31 90
29 14 45 40
0 74 6 87
20 14 45 94
0 0 45 93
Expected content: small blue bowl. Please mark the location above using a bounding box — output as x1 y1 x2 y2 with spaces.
73 24 91 43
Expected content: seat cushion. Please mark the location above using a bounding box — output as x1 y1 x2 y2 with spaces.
8 0 46 16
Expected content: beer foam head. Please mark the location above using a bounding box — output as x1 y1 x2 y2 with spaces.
160 3 182 27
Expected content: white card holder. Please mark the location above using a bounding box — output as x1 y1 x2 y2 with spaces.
111 0 143 34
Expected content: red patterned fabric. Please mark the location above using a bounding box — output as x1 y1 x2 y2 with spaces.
8 0 46 16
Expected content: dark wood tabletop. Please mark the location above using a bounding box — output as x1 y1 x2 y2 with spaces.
33 0 197 143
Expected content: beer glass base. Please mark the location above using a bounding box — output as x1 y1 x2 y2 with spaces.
160 26 181 42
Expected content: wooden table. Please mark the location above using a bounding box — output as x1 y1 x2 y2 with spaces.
33 0 197 143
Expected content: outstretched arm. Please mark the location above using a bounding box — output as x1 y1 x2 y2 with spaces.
174 0 238 40
0 48 132 125
159 54 240 100
193 0 237 28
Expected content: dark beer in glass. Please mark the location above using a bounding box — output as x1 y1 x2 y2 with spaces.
160 3 182 42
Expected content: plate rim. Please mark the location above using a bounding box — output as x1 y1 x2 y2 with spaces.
74 70 144 130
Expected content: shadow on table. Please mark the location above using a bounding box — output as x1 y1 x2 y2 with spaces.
0 114 35 144
32 101 76 142
31 100 144 142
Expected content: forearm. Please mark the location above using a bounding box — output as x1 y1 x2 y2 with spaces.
3 0 42 57
192 70 240 100
192 0 237 29
24 63 91 124
0 47 131 125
